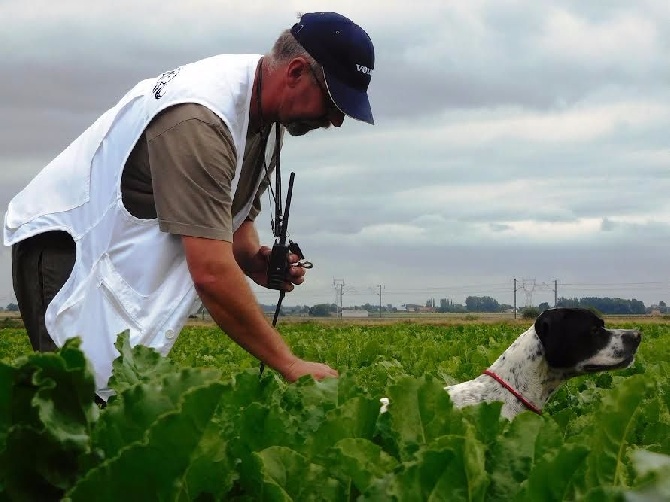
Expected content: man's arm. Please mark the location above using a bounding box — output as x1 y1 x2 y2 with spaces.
232 219 306 291
182 235 336 381
145 104 329 380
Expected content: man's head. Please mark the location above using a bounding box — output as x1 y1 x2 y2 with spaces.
266 12 375 136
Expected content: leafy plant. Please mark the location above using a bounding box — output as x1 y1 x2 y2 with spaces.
0 321 667 500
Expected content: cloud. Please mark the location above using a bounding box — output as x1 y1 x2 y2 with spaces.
2 0 670 308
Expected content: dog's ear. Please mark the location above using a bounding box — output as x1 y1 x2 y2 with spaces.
534 308 561 339
534 309 571 367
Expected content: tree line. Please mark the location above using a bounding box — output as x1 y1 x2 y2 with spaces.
552 297 649 315
281 296 660 317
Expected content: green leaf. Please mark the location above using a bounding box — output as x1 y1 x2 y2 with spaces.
230 401 298 465
0 425 78 500
305 396 380 457
0 363 15 449
31 338 99 446
581 486 625 502
328 438 399 494
381 375 462 461
243 446 346 501
486 413 561 501
0 338 99 499
520 443 590 501
365 429 488 502
66 382 233 501
434 426 489 502
224 369 284 411
107 330 177 394
585 374 653 489
92 367 222 460
459 401 504 449
279 374 340 434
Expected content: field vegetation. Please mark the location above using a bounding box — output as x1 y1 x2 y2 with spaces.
0 316 668 500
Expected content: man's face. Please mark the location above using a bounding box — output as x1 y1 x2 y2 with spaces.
282 61 345 136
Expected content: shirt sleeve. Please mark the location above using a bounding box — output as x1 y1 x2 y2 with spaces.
146 104 238 242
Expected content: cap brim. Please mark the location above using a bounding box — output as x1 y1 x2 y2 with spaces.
323 69 374 125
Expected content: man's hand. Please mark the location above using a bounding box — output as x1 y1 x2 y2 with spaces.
280 359 339 382
232 221 307 291
246 245 307 291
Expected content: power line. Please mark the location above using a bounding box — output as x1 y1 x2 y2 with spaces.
250 278 669 306
560 281 670 287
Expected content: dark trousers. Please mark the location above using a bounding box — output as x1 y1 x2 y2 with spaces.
11 231 76 352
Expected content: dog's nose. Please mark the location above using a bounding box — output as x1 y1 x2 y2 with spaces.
623 330 642 349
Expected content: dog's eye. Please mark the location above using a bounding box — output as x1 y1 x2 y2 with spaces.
592 326 607 339
592 326 610 342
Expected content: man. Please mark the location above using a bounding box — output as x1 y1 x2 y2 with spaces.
4 12 375 399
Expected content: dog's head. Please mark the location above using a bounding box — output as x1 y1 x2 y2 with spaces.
534 308 641 374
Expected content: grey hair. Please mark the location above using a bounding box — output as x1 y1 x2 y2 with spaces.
266 29 319 71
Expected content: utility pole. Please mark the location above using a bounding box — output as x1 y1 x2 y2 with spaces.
554 279 558 307
377 284 384 318
514 278 516 319
333 278 345 318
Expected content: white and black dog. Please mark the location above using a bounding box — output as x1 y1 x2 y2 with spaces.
381 308 641 420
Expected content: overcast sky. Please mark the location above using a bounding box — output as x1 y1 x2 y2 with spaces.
2 0 669 310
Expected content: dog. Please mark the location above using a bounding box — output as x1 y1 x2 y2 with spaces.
380 308 641 420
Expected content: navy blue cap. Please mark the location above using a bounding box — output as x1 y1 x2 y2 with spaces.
291 12 375 125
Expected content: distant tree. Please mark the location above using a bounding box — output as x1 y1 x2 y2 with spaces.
556 297 579 308
6 303 19 312
435 298 467 313
465 296 500 313
580 297 645 315
659 301 667 314
629 299 646 314
557 297 646 315
522 307 540 319
538 302 550 312
309 304 336 317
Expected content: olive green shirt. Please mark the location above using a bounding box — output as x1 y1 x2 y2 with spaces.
121 103 275 242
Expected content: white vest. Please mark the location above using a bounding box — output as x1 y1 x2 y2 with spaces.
3 54 277 396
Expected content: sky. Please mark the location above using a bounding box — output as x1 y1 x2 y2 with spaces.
1 0 670 311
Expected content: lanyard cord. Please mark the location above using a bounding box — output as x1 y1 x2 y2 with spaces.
255 58 286 377
255 58 282 238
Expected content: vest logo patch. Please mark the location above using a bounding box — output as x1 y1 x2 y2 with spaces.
153 67 181 99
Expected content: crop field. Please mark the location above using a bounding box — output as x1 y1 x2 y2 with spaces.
0 317 669 500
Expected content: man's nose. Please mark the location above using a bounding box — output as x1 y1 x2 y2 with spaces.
329 109 345 128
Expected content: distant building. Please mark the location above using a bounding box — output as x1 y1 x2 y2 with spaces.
341 309 369 318
402 304 435 313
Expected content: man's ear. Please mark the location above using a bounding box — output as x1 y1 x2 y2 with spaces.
285 57 310 86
